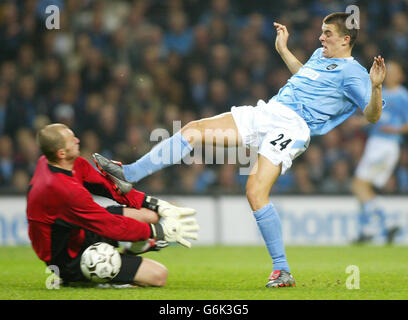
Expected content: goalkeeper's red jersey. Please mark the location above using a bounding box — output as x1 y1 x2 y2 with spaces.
26 156 151 265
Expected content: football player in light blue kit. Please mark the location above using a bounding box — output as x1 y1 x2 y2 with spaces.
93 13 386 288
352 60 408 244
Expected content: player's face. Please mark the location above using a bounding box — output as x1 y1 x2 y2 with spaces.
319 23 349 58
61 128 80 161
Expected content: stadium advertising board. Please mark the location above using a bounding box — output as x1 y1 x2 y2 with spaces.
1 196 407 246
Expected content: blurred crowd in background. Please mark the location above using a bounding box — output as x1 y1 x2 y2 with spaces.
1 0 408 195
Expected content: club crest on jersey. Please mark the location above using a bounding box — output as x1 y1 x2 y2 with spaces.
326 63 338 70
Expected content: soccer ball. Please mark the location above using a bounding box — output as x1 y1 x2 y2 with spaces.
80 242 122 283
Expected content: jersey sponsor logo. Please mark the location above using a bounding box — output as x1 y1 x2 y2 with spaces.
326 63 338 70
297 67 320 80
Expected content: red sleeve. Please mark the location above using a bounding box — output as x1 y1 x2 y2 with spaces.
60 182 151 242
74 157 146 209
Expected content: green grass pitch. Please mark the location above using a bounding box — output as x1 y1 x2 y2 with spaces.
0 245 407 300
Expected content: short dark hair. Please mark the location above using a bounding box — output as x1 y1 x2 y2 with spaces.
323 12 358 47
37 123 68 162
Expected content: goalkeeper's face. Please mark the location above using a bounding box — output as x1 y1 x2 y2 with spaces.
61 128 80 161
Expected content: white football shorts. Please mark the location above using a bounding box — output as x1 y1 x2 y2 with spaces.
231 100 310 174
355 136 400 188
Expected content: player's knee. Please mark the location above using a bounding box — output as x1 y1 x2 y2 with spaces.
352 177 368 193
134 258 168 287
151 265 168 287
246 183 268 211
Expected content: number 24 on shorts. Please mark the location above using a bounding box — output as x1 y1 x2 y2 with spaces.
269 133 293 151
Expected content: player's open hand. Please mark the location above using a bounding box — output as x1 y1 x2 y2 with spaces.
369 56 386 88
158 217 200 248
274 22 289 54
157 199 196 219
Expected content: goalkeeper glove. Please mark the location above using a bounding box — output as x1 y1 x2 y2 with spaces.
143 196 196 219
150 216 199 248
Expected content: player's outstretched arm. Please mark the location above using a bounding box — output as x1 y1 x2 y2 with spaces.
364 56 386 123
274 22 303 75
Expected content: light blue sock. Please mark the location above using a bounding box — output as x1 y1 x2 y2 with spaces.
374 207 387 237
362 198 387 237
123 131 193 182
253 202 290 272
357 204 370 237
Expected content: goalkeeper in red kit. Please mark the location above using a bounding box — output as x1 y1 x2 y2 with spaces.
27 123 199 287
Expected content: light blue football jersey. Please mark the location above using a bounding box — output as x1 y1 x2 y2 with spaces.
368 85 408 144
270 47 381 136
